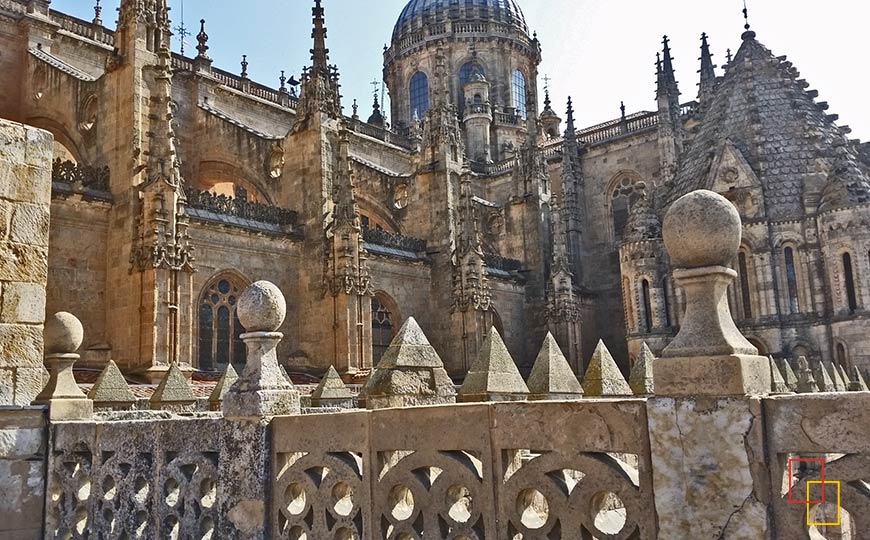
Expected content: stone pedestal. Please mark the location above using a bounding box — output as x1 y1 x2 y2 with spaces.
33 353 93 421
654 354 770 397
222 332 300 418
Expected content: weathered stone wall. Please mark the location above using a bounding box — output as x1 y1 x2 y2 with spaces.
0 119 52 405
0 408 47 540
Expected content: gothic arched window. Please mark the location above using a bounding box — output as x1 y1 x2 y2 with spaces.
372 294 397 365
610 176 645 243
784 247 800 314
199 277 247 371
511 70 527 119
738 251 753 319
641 279 653 333
843 252 858 313
409 71 430 120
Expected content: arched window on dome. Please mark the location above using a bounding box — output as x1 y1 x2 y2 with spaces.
511 70 527 119
783 246 801 314
198 275 248 372
843 252 858 313
409 71 430 120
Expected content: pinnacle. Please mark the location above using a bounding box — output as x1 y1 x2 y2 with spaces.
208 364 239 409
150 362 196 407
374 317 445 369
629 343 655 396
769 356 791 395
777 358 798 392
827 361 847 392
795 356 818 393
88 360 137 407
527 333 583 399
848 366 869 392
459 327 529 401
811 358 834 392
582 340 631 396
312 365 352 400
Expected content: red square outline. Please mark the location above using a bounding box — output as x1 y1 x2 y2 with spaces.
787 457 825 505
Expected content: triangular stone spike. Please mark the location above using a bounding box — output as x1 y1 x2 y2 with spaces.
150 362 196 411
827 361 847 392
795 356 819 393
365 317 456 409
849 366 870 392
769 356 791 395
527 333 583 400
837 364 851 390
629 343 655 396
777 358 798 392
811 358 834 392
208 364 238 411
459 327 529 402
582 340 631 396
88 360 137 410
311 365 354 408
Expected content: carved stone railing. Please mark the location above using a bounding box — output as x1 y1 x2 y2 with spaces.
470 157 516 176
494 110 520 126
271 401 657 538
764 393 870 538
349 120 414 151
49 9 115 47
51 159 110 192
186 189 298 227
362 227 427 254
484 252 523 273
46 416 223 539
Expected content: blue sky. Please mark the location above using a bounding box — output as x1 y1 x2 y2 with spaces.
53 0 869 140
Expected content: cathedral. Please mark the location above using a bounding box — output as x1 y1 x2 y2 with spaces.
1 0 868 384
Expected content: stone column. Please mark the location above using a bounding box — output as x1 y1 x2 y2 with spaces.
33 312 93 421
220 281 299 540
648 190 772 539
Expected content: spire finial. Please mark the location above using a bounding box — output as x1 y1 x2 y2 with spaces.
93 0 102 26
310 0 330 73
726 48 733 65
279 70 287 93
196 19 209 59
565 96 576 139
173 0 191 55
352 98 359 119
240 55 248 79
743 0 751 31
657 36 679 98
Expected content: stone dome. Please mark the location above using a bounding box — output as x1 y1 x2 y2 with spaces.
392 0 529 42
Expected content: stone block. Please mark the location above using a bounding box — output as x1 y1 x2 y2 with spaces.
0 282 45 324
0 200 10 240
653 354 771 397
13 368 45 406
0 324 43 368
9 204 49 246
0 164 51 205
0 242 48 283
0 426 44 458
0 370 13 405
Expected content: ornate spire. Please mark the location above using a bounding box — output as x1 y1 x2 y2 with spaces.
93 0 102 26
657 36 679 98
310 0 330 74
196 19 209 59
367 94 385 127
540 86 556 118
452 174 491 313
564 97 576 141
240 55 248 79
698 32 717 102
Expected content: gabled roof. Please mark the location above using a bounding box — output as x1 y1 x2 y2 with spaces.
29 46 97 82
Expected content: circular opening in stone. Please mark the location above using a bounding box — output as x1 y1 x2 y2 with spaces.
388 484 415 521
591 491 627 535
332 482 354 516
285 483 307 516
516 488 549 530
200 478 217 509
445 485 473 523
164 478 180 507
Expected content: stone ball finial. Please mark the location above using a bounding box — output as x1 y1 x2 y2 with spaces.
663 189 742 268
237 281 286 332
44 312 84 354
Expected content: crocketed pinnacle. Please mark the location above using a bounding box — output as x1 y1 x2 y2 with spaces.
698 32 717 102
310 0 330 74
656 36 679 98
564 97 576 142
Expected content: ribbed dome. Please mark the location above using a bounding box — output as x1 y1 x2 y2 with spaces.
393 0 528 42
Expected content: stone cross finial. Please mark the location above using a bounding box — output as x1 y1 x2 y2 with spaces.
33 312 93 420
222 281 299 418
527 333 583 400
655 190 770 396
582 340 631 396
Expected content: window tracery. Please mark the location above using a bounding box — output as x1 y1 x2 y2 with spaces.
409 71 429 120
198 276 247 371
